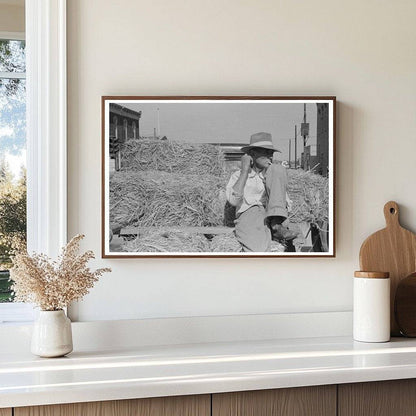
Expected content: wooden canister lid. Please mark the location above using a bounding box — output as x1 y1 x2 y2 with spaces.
354 271 390 279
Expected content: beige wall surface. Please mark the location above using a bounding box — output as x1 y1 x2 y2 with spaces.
67 0 416 321
0 4 24 33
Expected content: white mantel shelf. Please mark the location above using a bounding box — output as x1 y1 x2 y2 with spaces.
3 336 416 409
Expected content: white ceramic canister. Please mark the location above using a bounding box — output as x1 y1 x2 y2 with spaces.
31 310 73 357
353 271 390 342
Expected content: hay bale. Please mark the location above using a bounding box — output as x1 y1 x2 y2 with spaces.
122 229 210 253
210 234 285 253
210 233 242 252
120 139 227 177
110 170 226 227
114 138 328 229
122 230 286 254
287 169 329 224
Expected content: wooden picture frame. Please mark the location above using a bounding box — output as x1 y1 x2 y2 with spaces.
102 96 336 258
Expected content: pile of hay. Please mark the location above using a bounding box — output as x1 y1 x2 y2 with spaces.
210 233 242 252
122 229 288 253
287 169 329 224
120 139 227 177
210 233 285 253
123 229 244 253
110 137 328 253
122 229 210 253
110 170 226 228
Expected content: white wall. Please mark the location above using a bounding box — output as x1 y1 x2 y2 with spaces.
67 0 416 322
0 3 24 33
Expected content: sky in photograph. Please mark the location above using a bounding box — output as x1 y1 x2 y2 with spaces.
122 102 318 160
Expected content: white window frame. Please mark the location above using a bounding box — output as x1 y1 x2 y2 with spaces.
0 0 67 323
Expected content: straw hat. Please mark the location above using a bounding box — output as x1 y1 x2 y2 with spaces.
241 132 281 153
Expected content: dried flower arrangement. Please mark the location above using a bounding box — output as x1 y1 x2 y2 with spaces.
10 234 111 311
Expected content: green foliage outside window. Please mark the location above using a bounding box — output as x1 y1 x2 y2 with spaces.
0 39 27 302
0 161 26 302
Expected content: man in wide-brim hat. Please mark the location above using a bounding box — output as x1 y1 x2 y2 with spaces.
226 132 296 252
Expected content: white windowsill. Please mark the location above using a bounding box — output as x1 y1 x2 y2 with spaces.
0 303 35 324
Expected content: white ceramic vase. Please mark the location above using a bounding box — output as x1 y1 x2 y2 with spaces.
31 310 73 357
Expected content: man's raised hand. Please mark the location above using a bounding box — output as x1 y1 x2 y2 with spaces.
241 154 253 172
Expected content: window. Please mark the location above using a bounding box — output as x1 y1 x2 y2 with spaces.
0 34 26 306
0 0 68 323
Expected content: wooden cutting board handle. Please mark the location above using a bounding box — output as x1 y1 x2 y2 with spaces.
383 201 400 229
359 201 416 336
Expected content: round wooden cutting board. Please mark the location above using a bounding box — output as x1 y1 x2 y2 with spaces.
359 201 416 336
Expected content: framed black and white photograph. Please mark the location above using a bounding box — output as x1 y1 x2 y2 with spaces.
102 96 336 258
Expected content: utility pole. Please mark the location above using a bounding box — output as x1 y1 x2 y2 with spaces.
288 139 291 168
114 117 120 171
137 111 142 139
301 104 309 148
301 103 310 169
157 107 160 138
294 125 297 169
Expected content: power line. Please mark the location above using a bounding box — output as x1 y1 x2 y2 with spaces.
277 138 317 145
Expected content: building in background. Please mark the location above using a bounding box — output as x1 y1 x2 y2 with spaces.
316 103 329 176
302 144 318 171
109 104 142 171
109 104 142 142
300 103 329 175
208 143 245 161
